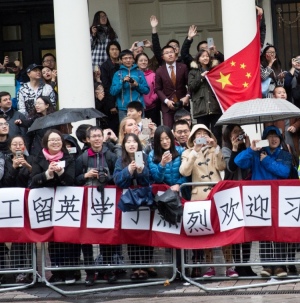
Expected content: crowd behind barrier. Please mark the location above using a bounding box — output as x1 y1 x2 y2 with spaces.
0 181 299 246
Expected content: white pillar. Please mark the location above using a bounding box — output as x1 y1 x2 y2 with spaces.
221 0 257 59
53 0 94 110
221 0 262 139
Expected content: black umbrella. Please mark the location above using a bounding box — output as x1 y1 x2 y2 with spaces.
27 108 106 132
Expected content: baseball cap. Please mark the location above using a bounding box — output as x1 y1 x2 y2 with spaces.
26 63 42 73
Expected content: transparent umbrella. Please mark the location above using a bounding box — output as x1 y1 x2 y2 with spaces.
215 98 300 126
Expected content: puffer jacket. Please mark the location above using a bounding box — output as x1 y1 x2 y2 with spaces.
110 64 150 111
148 146 188 186
179 124 225 200
188 61 221 118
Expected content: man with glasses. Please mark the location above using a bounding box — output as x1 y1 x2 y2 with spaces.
110 50 149 121
0 92 27 137
173 119 190 148
75 126 118 286
155 45 190 128
41 53 56 69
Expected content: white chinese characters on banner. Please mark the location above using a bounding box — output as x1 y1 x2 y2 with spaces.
28 187 55 229
183 200 214 236
242 185 272 226
278 186 300 227
53 187 84 227
214 186 245 232
152 191 181 235
121 207 151 230
87 188 116 228
0 188 25 227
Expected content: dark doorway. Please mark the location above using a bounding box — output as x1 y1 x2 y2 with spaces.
272 0 300 70
0 0 55 68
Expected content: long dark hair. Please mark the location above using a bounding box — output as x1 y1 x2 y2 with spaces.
42 129 69 154
91 11 117 41
260 45 282 75
121 133 143 166
194 49 212 70
153 126 178 163
222 124 246 151
29 96 55 119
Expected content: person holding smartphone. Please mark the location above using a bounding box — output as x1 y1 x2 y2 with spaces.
2 135 32 283
235 125 293 278
179 124 230 278
113 133 156 280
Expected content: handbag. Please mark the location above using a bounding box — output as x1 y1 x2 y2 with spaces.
118 186 153 212
154 188 183 225
261 77 271 97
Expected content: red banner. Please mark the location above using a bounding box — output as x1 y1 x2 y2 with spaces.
1 180 300 248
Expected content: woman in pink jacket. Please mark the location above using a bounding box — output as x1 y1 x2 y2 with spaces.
136 53 161 126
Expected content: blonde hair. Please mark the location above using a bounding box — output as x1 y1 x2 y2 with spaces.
119 116 135 144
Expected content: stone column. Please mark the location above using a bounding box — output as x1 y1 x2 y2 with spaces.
221 0 257 59
53 0 94 112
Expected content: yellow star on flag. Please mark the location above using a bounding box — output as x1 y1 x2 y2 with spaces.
216 72 232 89
246 72 251 78
240 63 246 69
230 61 236 67
243 82 249 88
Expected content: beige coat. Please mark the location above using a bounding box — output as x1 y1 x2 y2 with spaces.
179 124 226 200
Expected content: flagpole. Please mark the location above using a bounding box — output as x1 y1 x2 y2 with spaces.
221 0 257 60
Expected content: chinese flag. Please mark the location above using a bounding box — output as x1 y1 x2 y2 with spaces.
206 18 262 112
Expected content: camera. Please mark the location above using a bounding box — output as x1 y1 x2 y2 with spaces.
123 77 135 84
238 132 245 141
173 100 183 110
98 167 109 184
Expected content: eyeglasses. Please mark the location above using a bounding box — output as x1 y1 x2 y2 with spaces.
43 60 55 63
48 138 62 142
176 130 190 135
0 122 9 127
11 143 24 147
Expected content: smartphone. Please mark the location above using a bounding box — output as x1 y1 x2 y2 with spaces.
134 151 144 167
256 139 269 148
137 41 145 47
207 37 214 49
195 137 207 145
67 147 77 154
142 118 151 135
15 150 23 158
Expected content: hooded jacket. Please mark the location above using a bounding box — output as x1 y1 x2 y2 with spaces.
234 125 292 180
110 64 150 111
179 124 226 200
188 61 221 118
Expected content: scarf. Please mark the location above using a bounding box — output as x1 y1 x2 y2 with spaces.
42 148 63 162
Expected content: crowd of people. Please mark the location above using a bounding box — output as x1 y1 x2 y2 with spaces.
0 4 299 286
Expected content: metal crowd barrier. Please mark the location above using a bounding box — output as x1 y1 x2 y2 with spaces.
179 182 300 292
0 243 37 292
41 243 177 295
